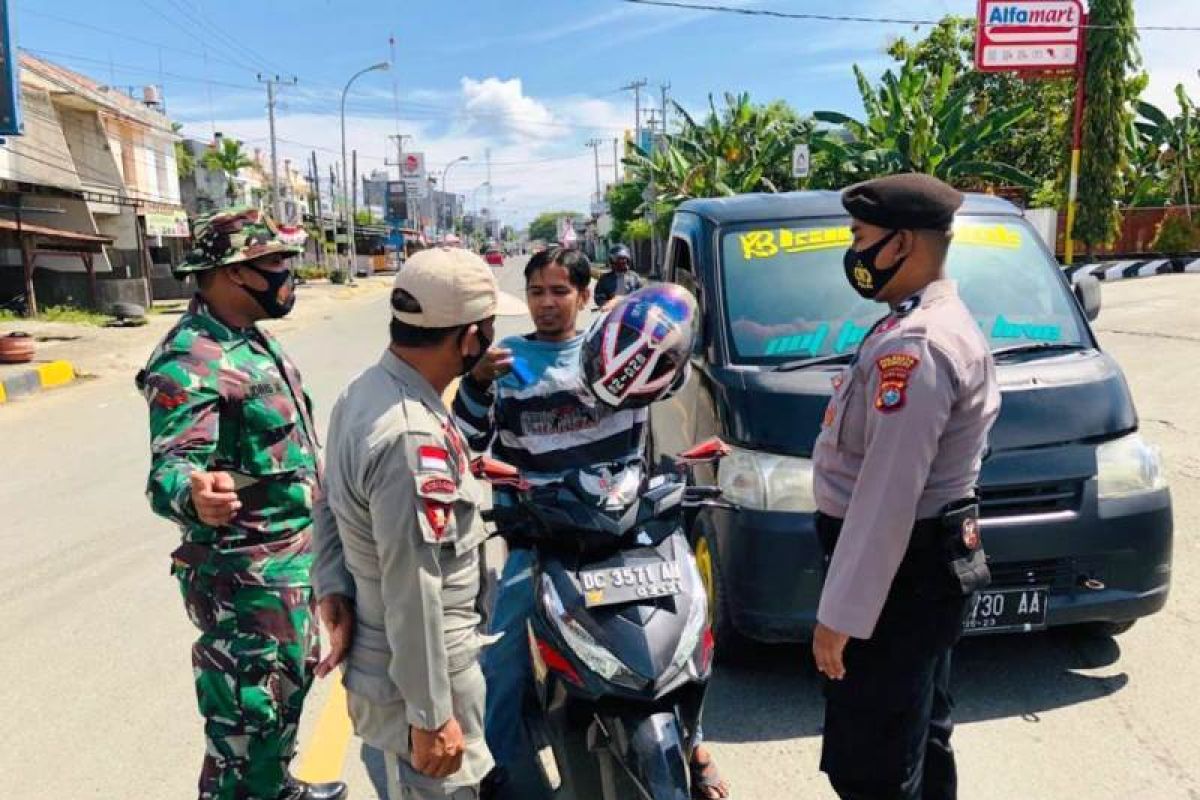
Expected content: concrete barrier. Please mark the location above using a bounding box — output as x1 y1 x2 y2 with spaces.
1063 257 1200 284
0 360 77 404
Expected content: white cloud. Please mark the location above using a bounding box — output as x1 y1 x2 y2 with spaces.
460 77 558 142
179 75 629 230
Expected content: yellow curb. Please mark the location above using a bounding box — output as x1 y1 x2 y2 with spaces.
36 360 75 389
294 679 353 783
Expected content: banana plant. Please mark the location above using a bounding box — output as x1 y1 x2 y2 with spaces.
813 57 1037 188
1131 84 1199 207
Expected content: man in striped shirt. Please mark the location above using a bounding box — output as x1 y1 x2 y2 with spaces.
453 248 728 799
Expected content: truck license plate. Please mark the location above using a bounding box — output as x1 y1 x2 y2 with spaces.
962 587 1048 634
579 561 683 608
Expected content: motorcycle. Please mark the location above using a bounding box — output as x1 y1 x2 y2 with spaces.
473 438 735 800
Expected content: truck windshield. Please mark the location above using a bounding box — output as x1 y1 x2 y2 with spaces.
719 215 1089 365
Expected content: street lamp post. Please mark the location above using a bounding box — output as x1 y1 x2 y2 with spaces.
440 155 469 240
341 61 389 282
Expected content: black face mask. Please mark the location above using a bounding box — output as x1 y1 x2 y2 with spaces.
239 263 296 318
843 230 905 299
459 326 491 376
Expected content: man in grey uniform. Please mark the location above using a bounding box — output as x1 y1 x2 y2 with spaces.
811 173 1000 800
315 247 499 799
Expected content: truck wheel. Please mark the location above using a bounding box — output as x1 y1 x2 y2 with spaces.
1076 620 1137 639
694 528 757 664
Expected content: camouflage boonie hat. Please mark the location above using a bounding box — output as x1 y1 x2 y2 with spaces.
174 206 301 278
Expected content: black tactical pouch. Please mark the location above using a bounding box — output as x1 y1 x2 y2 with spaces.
940 498 991 595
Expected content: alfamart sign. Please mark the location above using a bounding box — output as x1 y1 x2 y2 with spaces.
975 0 1083 72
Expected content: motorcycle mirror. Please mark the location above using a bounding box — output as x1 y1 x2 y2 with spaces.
675 437 731 464
470 456 531 490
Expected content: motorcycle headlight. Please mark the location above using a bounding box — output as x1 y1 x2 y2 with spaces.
539 575 647 690
1097 433 1167 499
717 445 816 512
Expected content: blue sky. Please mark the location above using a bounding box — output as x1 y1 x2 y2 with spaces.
12 0 1199 228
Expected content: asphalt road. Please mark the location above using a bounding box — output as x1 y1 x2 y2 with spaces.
1 263 1197 799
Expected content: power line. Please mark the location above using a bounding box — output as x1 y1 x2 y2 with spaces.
167 0 287 76
134 0 263 75
21 47 258 92
13 7 265 74
619 0 1200 31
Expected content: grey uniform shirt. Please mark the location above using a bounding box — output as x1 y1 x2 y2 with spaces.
813 279 1000 640
317 349 492 781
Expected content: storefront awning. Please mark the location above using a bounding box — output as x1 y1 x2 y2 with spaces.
0 218 113 251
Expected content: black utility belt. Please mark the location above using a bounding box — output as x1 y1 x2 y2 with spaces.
817 499 991 596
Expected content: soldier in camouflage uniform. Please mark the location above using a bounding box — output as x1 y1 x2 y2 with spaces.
138 207 348 800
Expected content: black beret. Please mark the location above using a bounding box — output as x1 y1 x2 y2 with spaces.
841 173 964 231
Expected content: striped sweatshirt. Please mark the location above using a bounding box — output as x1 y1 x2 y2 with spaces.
452 332 648 485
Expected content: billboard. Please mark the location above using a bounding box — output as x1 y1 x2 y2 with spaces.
386 180 408 224
400 152 426 182
975 0 1083 73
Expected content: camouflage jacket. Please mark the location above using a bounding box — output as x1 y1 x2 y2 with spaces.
138 297 320 586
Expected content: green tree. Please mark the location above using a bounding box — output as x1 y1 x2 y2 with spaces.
172 122 195 180
606 180 645 242
1076 0 1140 252
529 211 580 242
202 138 254 206
813 57 1037 188
886 17 1073 197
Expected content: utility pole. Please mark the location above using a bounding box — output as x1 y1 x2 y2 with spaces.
660 82 671 136
350 149 358 283
330 163 341 270
646 107 662 274
621 79 648 145
257 73 297 220
485 147 493 239
586 138 603 200
309 151 324 268
613 137 620 184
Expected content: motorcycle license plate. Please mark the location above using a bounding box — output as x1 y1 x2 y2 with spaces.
579 561 683 608
962 587 1048 634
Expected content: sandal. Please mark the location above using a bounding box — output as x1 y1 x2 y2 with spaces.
689 750 731 799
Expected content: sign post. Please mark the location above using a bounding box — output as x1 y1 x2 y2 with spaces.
0 0 21 137
791 143 810 180
975 0 1085 263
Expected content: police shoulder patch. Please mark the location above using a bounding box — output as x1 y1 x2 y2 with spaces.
873 353 920 414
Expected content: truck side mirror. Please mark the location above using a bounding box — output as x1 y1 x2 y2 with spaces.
1073 274 1101 321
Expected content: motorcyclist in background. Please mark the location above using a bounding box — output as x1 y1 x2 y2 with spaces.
593 243 644 311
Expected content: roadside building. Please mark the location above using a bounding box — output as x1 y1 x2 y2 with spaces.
0 53 187 314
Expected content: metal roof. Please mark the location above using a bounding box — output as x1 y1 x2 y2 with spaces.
676 190 1022 224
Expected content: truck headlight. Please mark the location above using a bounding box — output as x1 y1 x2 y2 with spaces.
717 445 816 512
1097 433 1167 499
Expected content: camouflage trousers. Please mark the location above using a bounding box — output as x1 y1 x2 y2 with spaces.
178 571 319 800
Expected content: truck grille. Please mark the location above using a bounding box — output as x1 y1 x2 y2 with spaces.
980 480 1082 518
988 558 1075 589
